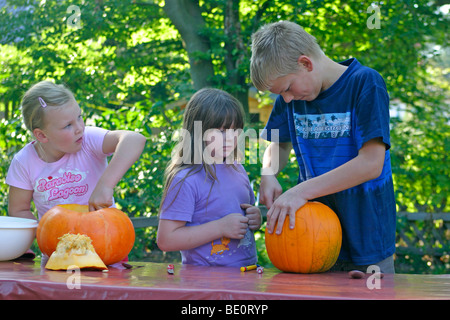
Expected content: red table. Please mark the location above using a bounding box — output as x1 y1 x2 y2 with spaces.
0 260 449 300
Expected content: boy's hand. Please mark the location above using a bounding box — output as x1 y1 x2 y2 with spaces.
265 185 307 235
259 174 282 209
241 203 262 231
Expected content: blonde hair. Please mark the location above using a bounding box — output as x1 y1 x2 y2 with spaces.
250 21 323 91
159 88 245 213
21 81 75 132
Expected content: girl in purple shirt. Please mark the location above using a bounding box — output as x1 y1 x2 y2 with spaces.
157 88 261 267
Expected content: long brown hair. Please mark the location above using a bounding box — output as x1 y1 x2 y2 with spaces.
159 88 245 213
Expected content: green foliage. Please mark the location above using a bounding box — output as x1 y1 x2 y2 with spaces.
395 215 450 274
0 0 448 273
391 113 449 213
0 113 30 211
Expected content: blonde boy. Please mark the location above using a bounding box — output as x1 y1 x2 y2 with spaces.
251 21 396 273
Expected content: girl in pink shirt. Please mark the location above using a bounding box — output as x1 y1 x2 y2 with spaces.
6 81 146 220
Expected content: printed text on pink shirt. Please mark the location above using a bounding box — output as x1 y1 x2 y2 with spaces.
37 171 88 201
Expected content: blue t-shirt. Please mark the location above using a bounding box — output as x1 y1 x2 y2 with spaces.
262 58 396 265
159 163 257 267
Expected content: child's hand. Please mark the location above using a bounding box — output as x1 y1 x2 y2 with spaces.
219 213 249 239
88 184 114 211
259 174 283 209
241 203 261 231
266 185 308 235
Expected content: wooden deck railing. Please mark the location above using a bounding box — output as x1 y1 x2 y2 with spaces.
130 208 449 255
395 211 449 257
129 206 269 228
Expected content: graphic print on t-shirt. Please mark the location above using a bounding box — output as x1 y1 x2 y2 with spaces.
210 237 230 255
207 229 255 265
35 168 88 203
294 112 351 139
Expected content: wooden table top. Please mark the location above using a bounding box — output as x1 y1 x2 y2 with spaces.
1 259 449 300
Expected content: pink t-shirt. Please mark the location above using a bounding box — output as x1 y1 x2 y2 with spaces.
6 126 114 219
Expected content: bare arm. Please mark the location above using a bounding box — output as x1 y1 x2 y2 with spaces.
89 130 146 211
266 138 386 234
261 141 292 176
157 213 249 252
8 186 37 221
259 142 292 209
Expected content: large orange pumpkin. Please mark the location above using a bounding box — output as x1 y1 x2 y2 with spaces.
265 201 342 273
37 204 135 266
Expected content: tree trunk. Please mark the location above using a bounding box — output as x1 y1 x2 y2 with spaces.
164 0 249 116
224 0 249 117
163 0 214 90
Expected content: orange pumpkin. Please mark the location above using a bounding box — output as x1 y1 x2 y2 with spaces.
265 201 342 273
37 204 135 265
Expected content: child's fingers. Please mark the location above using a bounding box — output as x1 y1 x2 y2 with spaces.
247 213 262 230
240 203 252 210
288 208 296 230
274 208 288 235
241 203 260 217
266 207 279 234
235 219 249 239
248 222 260 231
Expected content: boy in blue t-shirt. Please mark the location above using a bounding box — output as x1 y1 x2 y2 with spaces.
251 21 396 273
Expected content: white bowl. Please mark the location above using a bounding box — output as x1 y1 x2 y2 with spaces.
0 216 39 261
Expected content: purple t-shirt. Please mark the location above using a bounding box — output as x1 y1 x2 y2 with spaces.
160 163 257 267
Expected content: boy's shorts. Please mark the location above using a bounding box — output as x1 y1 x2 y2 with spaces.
329 255 395 274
